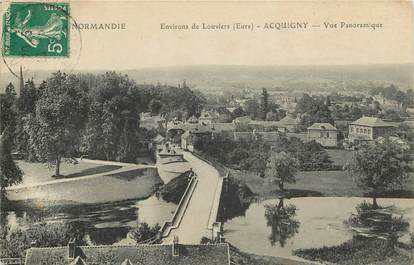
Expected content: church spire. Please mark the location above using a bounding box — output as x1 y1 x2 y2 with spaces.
19 65 23 97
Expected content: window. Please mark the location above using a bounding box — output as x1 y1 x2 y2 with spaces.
364 129 367 134
327 132 330 138
351 127 354 132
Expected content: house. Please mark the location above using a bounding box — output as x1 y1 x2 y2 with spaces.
181 130 197 151
187 115 199 124
140 114 167 131
278 115 300 132
180 123 235 151
199 111 217 124
24 240 231 265
307 123 338 147
348 116 396 143
248 120 285 132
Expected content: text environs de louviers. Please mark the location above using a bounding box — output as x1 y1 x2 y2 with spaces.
160 22 309 30
71 23 126 30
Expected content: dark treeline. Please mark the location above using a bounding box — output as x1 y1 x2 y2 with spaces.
194 132 332 173
1 71 205 176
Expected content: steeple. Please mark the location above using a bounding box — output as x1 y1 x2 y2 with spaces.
19 65 23 97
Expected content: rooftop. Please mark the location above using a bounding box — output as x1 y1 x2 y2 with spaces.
307 123 337 131
350 116 394 127
169 123 235 133
278 115 299 125
25 243 230 265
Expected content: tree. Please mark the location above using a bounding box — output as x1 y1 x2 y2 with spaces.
0 84 18 143
148 99 163 115
295 94 334 131
0 131 23 199
264 151 298 192
265 108 286 121
17 80 39 115
85 72 142 162
345 139 410 208
25 72 88 176
245 99 261 120
260 88 269 120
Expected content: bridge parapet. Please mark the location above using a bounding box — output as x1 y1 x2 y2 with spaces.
160 172 198 239
207 172 228 230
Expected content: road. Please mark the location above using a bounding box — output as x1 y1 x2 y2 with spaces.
164 151 221 244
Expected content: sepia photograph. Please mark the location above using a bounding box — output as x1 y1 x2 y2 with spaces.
0 1 414 264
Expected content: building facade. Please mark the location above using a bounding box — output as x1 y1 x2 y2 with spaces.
307 123 338 147
348 116 396 143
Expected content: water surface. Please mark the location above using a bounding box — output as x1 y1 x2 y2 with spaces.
224 197 414 259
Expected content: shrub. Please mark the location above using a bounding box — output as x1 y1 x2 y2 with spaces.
129 222 161 243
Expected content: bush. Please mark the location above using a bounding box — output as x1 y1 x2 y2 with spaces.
294 237 394 265
159 171 191 204
129 222 161 243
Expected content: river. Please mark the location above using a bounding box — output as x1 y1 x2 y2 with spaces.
2 165 179 245
223 197 414 260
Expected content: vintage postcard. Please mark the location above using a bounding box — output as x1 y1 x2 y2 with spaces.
0 1 413 264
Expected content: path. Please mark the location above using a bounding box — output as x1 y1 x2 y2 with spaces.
163 151 221 244
7 159 155 191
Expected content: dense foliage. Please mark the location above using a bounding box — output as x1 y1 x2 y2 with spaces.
194 133 271 172
194 132 331 172
0 132 23 195
24 72 89 176
295 94 334 131
345 139 410 208
294 237 400 265
3 72 205 175
0 221 87 258
370 85 413 109
85 72 142 162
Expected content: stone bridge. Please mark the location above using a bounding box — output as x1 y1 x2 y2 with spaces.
159 151 226 244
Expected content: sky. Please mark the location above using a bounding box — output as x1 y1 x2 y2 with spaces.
0 0 413 74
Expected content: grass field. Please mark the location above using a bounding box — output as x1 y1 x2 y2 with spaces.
16 160 122 186
230 169 414 198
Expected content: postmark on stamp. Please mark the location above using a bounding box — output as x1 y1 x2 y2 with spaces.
2 2 69 57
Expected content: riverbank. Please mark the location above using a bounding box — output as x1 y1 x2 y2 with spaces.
294 237 414 265
230 245 318 265
230 169 414 199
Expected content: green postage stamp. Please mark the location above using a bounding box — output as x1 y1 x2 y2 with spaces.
2 2 69 57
